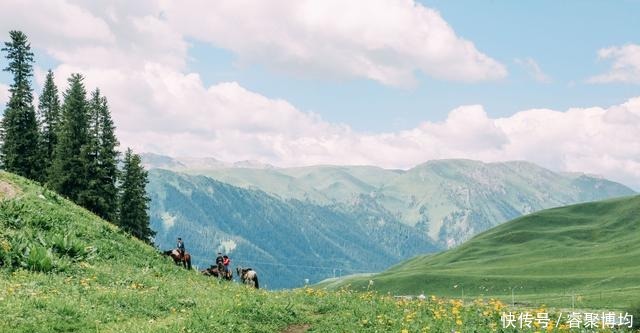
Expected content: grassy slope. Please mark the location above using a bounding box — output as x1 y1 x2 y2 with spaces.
322 195 640 309
0 172 315 332
1 172 639 332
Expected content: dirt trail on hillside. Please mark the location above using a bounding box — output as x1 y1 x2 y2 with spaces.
280 324 311 333
0 180 19 200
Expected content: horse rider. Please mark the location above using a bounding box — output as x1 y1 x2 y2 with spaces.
215 252 224 272
176 237 185 259
223 255 231 277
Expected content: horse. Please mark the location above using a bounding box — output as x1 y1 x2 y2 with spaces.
236 266 259 289
201 265 233 281
163 249 192 270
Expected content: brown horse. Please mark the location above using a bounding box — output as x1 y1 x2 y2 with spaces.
201 265 233 280
236 266 259 289
163 249 192 270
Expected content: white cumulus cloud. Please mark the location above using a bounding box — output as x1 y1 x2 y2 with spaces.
1 1 639 190
100 64 640 189
161 0 507 86
0 0 115 50
588 44 640 84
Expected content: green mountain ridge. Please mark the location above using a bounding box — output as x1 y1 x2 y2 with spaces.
143 155 635 248
320 195 640 309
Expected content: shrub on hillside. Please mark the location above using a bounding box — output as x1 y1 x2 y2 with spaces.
0 230 93 272
51 233 89 260
0 200 27 229
26 245 54 272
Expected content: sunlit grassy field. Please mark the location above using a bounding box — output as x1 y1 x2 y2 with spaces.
1 171 638 332
320 195 640 314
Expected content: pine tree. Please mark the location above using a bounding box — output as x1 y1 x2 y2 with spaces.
0 30 43 180
37 69 61 177
96 93 119 222
118 148 154 243
48 73 90 201
78 89 119 222
77 89 102 217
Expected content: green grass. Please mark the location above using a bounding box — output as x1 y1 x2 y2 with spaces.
0 171 310 332
321 195 640 312
1 171 638 332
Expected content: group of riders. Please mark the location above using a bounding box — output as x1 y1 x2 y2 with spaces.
170 237 259 288
176 237 231 277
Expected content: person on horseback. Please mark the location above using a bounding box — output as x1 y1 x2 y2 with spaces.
223 255 231 277
176 237 185 259
215 252 224 274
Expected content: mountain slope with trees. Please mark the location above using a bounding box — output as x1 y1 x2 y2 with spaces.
144 156 634 247
0 30 152 242
148 169 438 289
0 172 322 332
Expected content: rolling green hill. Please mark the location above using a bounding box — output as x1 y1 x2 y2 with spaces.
320 195 640 309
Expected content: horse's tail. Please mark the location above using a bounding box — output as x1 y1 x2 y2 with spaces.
186 255 192 270
254 274 259 289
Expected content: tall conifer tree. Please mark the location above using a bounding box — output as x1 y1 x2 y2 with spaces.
37 69 61 177
0 30 42 180
79 89 119 222
97 93 119 222
49 73 90 201
118 148 154 243
77 89 102 216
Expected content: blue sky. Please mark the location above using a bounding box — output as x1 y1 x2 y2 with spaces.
183 1 640 132
1 0 640 188
2 1 637 129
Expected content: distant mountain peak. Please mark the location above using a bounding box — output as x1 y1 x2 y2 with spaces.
140 153 273 170
140 153 186 170
232 160 275 169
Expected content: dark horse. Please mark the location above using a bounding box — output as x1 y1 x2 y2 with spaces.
163 249 192 270
201 265 233 280
236 266 259 289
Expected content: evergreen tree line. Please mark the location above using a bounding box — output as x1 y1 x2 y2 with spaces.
0 30 154 243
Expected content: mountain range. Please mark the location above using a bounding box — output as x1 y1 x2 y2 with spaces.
144 154 634 288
